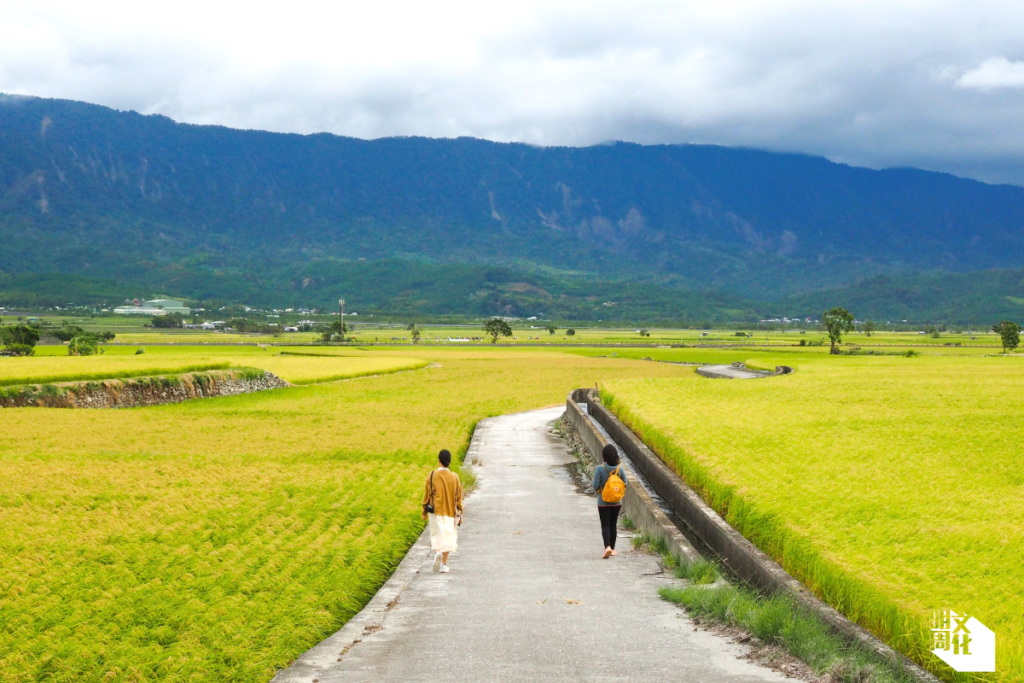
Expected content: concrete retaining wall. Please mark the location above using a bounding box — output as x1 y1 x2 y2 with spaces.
565 391 699 564
569 388 939 683
0 370 288 408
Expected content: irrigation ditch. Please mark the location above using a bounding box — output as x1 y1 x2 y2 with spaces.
0 369 287 408
564 387 941 683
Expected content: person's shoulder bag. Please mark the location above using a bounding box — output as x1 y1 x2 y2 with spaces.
423 471 435 514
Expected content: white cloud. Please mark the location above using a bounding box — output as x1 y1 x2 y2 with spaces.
2 1 1024 184
957 57 1024 91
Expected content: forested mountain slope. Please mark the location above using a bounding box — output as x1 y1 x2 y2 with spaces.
2 93 1023 320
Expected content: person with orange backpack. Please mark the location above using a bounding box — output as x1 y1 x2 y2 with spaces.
592 444 628 559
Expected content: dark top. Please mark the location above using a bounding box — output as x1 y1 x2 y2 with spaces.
592 462 628 506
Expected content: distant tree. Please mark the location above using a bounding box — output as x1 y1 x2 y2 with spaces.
151 314 184 329
547 326 556 335
483 318 512 343
1 324 41 351
101 331 116 341
863 320 876 336
411 328 421 343
320 320 347 342
566 328 576 337
68 335 101 356
53 325 85 342
992 321 1021 352
407 322 417 331
823 307 855 355
638 329 650 337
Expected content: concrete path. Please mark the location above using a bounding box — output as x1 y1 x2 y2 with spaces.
273 407 789 683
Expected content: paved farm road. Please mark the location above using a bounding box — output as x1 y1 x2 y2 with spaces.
273 407 788 683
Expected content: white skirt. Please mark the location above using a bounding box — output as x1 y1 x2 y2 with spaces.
428 513 458 553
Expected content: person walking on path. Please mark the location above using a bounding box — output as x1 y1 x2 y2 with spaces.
592 444 628 559
422 449 463 573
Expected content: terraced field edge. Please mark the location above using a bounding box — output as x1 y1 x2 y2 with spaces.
0 368 284 408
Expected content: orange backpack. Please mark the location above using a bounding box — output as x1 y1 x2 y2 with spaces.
603 466 626 503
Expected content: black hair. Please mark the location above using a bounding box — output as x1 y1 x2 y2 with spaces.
602 444 620 466
438 449 452 467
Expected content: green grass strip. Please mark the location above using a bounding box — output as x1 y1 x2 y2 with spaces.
660 583 919 683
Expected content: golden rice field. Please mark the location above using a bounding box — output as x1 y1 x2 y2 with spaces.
602 352 1023 682
0 355 230 386
1 347 426 388
253 354 428 384
0 347 687 682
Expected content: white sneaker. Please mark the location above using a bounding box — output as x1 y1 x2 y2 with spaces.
440 564 450 573
432 552 443 573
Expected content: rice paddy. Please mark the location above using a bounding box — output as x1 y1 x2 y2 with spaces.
2 340 1018 682
0 347 687 682
602 352 1023 682
0 356 231 387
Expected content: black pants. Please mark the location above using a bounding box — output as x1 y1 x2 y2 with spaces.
598 505 621 549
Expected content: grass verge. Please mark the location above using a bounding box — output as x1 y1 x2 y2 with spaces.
632 535 918 683
660 584 918 683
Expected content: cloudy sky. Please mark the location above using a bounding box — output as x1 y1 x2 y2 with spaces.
3 1 1024 184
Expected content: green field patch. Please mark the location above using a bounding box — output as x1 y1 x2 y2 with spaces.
604 354 1023 682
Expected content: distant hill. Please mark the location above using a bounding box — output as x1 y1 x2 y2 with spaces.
2 93 1023 321
777 269 1024 324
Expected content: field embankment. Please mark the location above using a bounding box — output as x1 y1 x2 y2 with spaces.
0 369 285 408
602 354 1023 682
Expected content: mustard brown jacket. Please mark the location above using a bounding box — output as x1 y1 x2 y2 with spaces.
422 467 463 518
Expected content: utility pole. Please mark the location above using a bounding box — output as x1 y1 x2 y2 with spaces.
338 298 345 342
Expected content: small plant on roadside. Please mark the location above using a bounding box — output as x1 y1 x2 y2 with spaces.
673 557 720 584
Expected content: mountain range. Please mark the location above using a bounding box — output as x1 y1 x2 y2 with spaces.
1 93 1023 323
